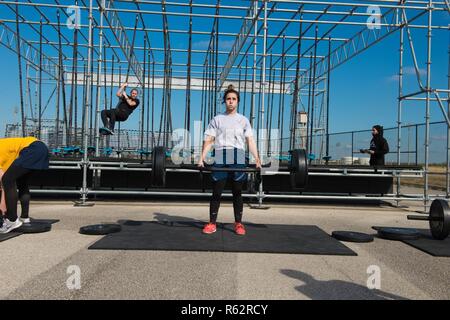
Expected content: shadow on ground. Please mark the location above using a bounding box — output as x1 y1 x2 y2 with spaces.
280 269 408 300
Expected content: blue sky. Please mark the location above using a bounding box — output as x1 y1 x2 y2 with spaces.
0 1 449 145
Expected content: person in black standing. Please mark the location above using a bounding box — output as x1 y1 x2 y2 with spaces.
361 125 389 166
100 83 140 135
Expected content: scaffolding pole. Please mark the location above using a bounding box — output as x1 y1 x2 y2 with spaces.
76 0 94 207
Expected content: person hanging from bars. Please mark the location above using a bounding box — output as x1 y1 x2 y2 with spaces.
360 125 389 166
100 82 140 135
0 136 49 233
197 84 261 236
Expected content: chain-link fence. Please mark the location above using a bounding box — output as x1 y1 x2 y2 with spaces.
321 121 448 165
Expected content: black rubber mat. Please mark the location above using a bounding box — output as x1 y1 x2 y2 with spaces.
89 220 357 256
402 229 450 257
373 226 450 257
0 232 22 242
0 219 60 242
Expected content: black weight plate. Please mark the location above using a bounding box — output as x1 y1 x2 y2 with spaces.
79 224 122 235
332 231 374 243
16 222 52 234
429 199 450 240
290 149 308 189
151 146 166 187
377 227 421 241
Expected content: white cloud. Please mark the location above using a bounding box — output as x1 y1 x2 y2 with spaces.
388 74 400 82
217 40 235 50
404 66 427 76
387 66 427 82
192 40 210 49
193 39 235 50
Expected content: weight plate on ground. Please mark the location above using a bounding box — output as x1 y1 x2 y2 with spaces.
332 231 374 243
377 227 421 241
16 222 52 234
290 149 308 189
429 199 450 240
79 224 122 235
151 146 166 187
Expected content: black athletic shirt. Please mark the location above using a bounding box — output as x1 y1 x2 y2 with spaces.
116 96 140 116
369 136 389 166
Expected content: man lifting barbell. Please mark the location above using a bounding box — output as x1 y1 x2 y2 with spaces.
197 84 261 236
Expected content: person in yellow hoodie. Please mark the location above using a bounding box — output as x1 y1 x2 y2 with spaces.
0 137 49 233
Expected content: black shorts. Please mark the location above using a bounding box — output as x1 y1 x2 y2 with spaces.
11 141 49 170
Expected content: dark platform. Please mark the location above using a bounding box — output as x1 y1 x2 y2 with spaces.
373 226 450 257
403 229 450 257
88 220 357 256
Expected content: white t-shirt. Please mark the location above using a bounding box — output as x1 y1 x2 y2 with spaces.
204 112 253 150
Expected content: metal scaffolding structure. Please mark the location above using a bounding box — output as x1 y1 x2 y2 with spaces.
0 0 449 205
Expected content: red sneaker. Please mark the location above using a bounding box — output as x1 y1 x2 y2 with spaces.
202 223 217 234
234 222 246 236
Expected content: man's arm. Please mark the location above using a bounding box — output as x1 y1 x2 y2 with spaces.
197 136 215 167
116 83 127 98
246 136 261 168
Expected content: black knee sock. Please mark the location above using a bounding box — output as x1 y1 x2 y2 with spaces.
209 179 226 223
17 173 32 219
2 166 32 221
0 190 4 215
209 212 218 224
232 181 244 223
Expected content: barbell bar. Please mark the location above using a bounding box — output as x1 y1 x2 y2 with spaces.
150 147 309 190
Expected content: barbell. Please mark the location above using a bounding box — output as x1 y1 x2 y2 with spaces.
150 146 309 189
407 199 450 240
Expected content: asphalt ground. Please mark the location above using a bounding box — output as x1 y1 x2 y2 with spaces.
1 197 449 300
